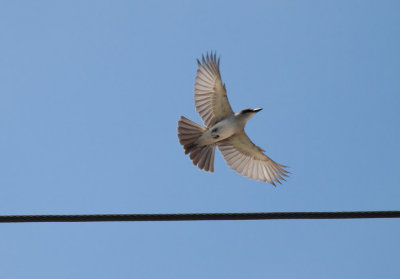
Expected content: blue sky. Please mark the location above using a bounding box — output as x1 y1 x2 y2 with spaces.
0 1 399 278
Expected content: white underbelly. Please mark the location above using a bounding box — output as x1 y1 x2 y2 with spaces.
197 118 240 145
213 120 237 139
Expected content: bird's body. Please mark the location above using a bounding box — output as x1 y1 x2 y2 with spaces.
197 115 243 145
177 53 289 185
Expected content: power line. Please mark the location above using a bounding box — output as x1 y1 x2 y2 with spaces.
0 211 399 223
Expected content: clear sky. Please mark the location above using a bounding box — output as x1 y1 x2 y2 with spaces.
0 1 399 278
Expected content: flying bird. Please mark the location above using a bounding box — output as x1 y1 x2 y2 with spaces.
177 53 288 185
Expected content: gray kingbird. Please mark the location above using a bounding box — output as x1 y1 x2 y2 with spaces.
177 53 288 185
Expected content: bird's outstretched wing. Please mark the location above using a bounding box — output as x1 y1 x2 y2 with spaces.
194 52 234 127
218 131 289 185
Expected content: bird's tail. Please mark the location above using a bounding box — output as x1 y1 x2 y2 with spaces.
177 116 215 172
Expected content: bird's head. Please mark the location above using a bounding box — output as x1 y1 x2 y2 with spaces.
238 108 263 121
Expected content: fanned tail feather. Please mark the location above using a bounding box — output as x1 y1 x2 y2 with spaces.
177 116 215 172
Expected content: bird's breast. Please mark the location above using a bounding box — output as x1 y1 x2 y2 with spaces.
197 118 241 146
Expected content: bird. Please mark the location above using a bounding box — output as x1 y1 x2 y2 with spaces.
177 52 289 185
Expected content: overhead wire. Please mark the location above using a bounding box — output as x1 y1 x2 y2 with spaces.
0 211 399 223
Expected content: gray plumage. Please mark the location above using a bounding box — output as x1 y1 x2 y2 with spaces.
177 52 288 185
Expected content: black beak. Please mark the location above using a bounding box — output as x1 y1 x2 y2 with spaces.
253 108 263 113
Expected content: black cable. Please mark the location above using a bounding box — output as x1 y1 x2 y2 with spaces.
0 211 399 223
